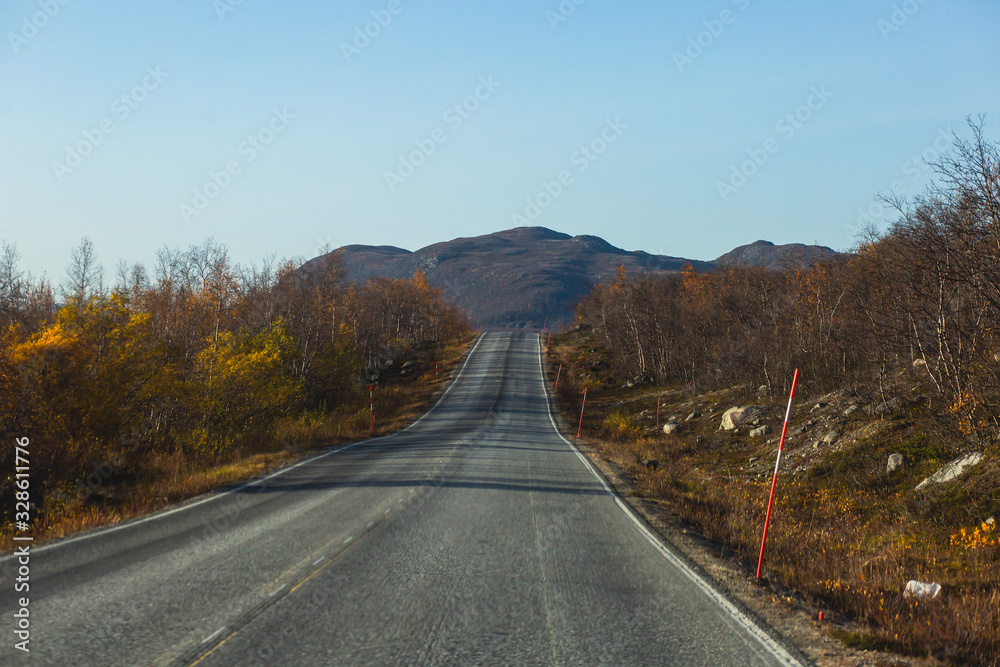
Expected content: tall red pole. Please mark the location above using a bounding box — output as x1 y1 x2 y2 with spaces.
554 364 562 392
756 368 800 579
577 387 588 438
369 383 375 430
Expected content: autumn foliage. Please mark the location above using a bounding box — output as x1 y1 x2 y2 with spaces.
0 241 468 527
578 119 1000 438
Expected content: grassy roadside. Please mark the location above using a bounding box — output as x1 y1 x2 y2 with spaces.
546 329 998 666
2 333 478 549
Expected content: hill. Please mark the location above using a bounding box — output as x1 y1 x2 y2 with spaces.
715 240 839 271
302 228 840 328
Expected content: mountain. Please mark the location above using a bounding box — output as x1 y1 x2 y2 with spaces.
301 228 840 328
302 227 712 328
714 240 839 271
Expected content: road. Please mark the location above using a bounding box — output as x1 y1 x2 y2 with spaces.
1 331 805 666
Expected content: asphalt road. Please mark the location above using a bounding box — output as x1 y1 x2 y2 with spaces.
1 331 806 666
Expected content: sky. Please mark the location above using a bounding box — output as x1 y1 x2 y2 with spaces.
2 0 998 283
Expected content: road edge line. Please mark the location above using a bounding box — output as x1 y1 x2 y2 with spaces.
534 333 807 667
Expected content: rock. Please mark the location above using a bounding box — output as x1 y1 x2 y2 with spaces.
750 425 770 438
864 397 905 416
662 423 680 435
720 406 765 431
916 452 984 491
887 453 905 474
913 358 928 370
843 404 859 417
823 431 839 445
685 411 701 422
811 402 828 412
904 581 941 600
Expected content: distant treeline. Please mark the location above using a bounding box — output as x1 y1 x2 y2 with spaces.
0 240 467 504
577 118 1000 437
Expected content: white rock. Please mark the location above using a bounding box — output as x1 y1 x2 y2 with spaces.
916 452 984 491
720 406 764 431
887 453 904 474
843 405 859 417
904 580 941 600
662 423 680 435
823 431 839 445
750 425 769 438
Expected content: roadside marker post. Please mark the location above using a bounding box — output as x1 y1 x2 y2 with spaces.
369 384 375 431
554 364 562 392
577 387 588 438
756 368 800 580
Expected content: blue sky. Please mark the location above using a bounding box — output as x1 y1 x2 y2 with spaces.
2 0 998 281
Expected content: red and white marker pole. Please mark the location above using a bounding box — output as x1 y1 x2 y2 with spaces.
756 368 799 580
577 387 588 438
554 364 562 392
369 383 375 431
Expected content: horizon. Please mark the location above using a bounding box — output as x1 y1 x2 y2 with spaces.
2 1 998 283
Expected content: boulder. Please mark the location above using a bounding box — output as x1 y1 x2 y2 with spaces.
843 404 859 417
662 423 680 435
823 431 840 445
864 397 905 416
720 406 765 431
887 453 905 474
916 452 984 491
750 425 770 438
685 411 701 422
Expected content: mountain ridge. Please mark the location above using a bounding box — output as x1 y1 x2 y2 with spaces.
302 227 838 328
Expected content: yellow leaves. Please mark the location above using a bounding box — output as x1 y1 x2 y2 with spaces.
950 521 998 550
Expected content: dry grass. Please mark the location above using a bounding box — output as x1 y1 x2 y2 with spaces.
547 335 1000 667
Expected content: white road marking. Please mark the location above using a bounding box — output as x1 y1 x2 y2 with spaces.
534 334 804 667
202 627 226 644
269 584 286 597
313 557 325 565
